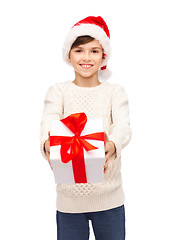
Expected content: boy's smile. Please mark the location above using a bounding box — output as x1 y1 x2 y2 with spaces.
68 40 104 80
80 64 93 69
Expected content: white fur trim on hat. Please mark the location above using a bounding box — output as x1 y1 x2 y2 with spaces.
99 66 112 80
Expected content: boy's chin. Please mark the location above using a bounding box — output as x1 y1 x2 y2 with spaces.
75 71 98 79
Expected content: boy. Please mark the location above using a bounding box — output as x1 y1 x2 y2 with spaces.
40 16 132 240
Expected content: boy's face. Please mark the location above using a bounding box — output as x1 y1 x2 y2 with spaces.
68 40 104 79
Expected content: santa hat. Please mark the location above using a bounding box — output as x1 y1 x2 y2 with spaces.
63 16 111 80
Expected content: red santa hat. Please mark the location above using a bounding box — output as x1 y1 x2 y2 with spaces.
63 16 111 80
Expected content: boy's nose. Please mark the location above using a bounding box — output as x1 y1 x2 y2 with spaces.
82 52 91 61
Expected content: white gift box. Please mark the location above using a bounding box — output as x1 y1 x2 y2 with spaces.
50 118 105 184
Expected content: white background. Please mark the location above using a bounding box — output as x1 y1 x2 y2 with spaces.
0 0 173 239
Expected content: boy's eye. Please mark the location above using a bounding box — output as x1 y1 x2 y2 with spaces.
75 50 82 53
92 50 98 53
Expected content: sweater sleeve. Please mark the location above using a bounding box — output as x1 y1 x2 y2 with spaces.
108 85 132 159
40 84 63 160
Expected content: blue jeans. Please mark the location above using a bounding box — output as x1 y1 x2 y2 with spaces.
56 205 125 240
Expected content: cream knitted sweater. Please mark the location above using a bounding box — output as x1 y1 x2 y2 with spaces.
40 80 132 213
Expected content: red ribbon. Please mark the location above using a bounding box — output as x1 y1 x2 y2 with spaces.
50 112 105 183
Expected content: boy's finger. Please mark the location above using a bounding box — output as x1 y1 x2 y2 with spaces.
106 151 113 159
105 148 111 158
104 132 109 143
104 164 108 174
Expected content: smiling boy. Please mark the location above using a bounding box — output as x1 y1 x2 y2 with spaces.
69 37 104 86
40 16 132 240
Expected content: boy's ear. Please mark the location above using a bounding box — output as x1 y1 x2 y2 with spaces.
68 51 71 63
101 51 105 64
101 56 105 65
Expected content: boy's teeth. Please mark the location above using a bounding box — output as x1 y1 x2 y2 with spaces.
81 64 92 68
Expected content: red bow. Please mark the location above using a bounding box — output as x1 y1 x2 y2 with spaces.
50 112 105 183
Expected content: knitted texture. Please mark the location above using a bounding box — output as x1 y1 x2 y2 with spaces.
40 81 132 213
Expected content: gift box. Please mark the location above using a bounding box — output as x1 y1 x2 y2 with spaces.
50 112 105 184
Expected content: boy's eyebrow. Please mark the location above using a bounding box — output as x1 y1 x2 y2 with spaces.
74 46 102 50
92 47 102 50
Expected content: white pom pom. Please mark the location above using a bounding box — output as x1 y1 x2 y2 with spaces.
98 68 112 80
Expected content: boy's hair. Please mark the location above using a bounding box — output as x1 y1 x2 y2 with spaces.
71 35 95 50
70 35 105 59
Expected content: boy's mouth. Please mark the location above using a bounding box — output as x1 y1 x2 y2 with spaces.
79 64 93 69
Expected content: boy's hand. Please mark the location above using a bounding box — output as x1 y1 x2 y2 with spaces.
44 131 116 173
44 131 53 170
104 132 116 173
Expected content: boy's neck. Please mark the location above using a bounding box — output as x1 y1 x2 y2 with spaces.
73 72 101 87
